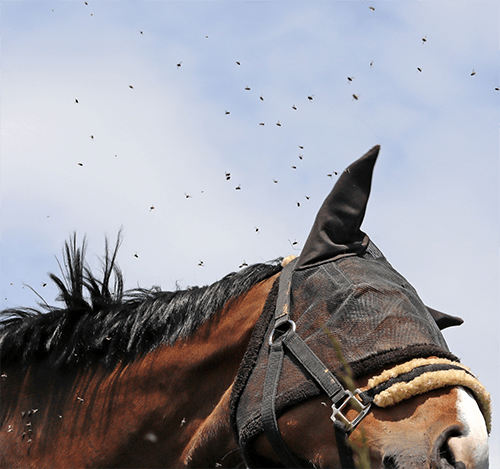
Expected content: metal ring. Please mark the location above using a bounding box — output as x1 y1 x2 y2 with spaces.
268 320 296 346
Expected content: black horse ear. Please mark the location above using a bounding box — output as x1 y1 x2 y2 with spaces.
295 145 380 270
426 306 464 330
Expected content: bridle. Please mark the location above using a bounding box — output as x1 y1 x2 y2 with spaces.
261 258 371 468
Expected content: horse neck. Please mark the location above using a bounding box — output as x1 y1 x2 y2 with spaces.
170 273 279 466
1 273 278 468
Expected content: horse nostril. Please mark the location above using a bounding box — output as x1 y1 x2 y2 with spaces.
383 455 398 469
435 426 465 469
439 441 455 467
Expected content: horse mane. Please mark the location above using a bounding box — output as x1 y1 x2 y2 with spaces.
0 234 283 370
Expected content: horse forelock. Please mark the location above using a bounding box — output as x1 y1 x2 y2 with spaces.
0 235 283 371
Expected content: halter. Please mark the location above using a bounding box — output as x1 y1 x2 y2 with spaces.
260 258 366 467
258 259 491 468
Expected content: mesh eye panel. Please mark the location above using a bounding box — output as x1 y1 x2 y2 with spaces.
289 248 449 376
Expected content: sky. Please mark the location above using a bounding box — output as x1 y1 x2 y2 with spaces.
1 0 499 463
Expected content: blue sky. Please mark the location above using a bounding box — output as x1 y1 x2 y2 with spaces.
1 0 499 461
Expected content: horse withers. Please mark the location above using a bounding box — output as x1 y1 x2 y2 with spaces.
0 146 490 468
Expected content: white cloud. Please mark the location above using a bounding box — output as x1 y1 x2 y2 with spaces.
2 1 498 462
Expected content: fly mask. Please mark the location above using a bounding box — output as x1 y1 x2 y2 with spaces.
230 146 490 468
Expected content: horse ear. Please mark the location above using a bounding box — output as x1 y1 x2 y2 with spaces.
295 145 380 270
426 306 464 330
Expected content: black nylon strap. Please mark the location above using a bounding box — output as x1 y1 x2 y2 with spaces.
282 331 349 406
261 260 303 468
283 329 366 468
274 258 297 325
261 340 303 468
334 421 356 468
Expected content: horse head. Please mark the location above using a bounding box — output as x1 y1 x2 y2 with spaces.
231 146 490 468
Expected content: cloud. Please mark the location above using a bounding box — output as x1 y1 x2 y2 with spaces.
2 2 498 462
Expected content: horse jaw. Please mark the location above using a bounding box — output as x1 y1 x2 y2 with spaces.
446 387 489 468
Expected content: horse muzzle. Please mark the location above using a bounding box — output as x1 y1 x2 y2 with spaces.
381 434 470 468
380 388 489 469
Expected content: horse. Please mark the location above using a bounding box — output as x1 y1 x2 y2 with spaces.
0 145 490 468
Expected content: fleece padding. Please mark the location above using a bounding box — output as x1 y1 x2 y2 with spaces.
365 357 491 433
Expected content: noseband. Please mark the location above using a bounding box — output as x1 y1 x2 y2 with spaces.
256 259 491 468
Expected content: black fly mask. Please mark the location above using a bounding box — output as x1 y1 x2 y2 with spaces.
230 146 466 467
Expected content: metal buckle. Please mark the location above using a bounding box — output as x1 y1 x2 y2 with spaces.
268 320 296 346
330 389 372 433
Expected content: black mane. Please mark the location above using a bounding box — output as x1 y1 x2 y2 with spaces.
0 235 282 370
